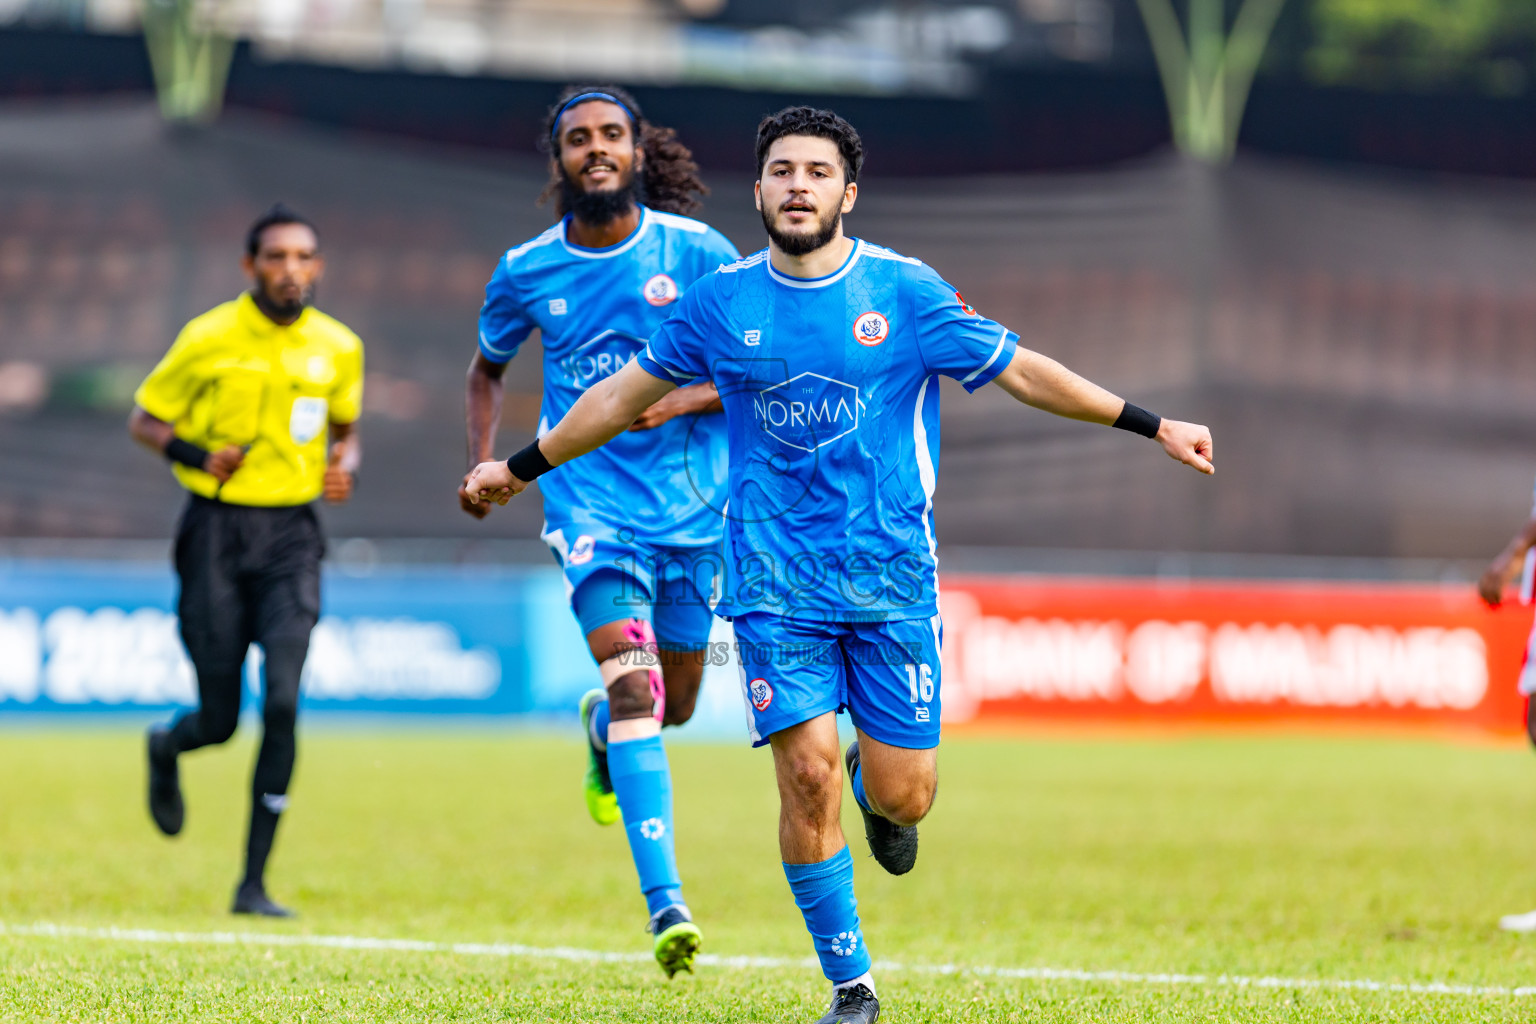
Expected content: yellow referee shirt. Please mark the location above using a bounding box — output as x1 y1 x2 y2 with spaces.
134 293 364 507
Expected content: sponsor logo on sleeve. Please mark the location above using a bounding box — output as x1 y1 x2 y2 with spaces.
549 298 568 316
853 311 889 346
955 292 978 316
643 274 679 307
749 677 773 711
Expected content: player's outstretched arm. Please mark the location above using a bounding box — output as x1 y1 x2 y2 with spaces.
991 347 1214 475
1477 517 1536 606
462 360 677 505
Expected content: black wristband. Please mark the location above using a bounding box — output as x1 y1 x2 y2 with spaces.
506 439 556 482
165 437 211 471
1113 402 1161 439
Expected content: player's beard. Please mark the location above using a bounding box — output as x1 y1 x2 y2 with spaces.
253 281 312 321
762 203 842 257
561 167 642 226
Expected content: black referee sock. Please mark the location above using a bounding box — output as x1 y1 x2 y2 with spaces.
243 792 286 890
242 641 304 889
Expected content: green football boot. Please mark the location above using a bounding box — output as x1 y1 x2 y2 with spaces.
579 689 620 826
648 905 702 978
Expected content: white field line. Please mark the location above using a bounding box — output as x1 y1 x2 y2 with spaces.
3 920 1533 999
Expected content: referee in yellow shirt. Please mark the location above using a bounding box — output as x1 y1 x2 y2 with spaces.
128 204 363 917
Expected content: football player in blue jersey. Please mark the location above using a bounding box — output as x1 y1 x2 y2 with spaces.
458 85 739 978
464 106 1213 1023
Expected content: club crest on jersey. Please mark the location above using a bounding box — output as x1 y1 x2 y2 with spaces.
749 677 773 711
568 535 596 566
853 311 889 346
643 273 678 307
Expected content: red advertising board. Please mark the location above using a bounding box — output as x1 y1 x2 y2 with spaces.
937 576 1534 732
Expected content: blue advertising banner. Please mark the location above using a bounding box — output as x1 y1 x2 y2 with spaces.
0 559 750 739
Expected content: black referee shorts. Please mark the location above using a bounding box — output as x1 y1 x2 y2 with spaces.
174 495 323 677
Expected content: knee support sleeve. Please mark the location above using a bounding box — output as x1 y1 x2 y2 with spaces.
598 618 664 724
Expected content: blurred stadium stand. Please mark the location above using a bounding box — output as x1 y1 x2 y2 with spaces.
2 99 1535 558
8 22 1536 176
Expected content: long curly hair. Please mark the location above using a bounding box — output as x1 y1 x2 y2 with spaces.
539 84 708 217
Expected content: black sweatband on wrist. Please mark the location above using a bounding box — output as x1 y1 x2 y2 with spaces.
506 439 556 482
164 437 211 470
1113 402 1161 439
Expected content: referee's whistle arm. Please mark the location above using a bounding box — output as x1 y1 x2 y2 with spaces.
128 405 243 481
322 435 358 504
205 446 245 482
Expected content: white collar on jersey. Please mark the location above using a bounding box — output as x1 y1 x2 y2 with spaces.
560 205 652 260
766 238 864 290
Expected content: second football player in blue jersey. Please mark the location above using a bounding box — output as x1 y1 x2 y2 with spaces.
465 107 1214 1023
458 85 739 979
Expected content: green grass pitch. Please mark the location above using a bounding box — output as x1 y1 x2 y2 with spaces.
6 727 1536 1021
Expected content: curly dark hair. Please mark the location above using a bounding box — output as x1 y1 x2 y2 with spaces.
539 84 708 217
754 106 863 184
245 203 318 256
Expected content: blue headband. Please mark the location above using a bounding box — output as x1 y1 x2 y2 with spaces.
551 92 637 146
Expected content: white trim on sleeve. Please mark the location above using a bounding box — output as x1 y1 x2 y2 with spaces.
960 325 1010 385
641 346 696 382
478 330 520 360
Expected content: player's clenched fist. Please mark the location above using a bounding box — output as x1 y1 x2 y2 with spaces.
461 460 524 506
1156 419 1215 475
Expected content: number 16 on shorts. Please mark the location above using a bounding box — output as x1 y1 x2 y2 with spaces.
906 664 934 722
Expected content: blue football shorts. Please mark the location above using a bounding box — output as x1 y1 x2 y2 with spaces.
547 528 720 651
732 612 943 749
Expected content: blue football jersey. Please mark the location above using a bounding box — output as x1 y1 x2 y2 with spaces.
638 238 1018 622
479 207 739 547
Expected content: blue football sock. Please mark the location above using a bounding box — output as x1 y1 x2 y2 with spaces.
589 697 610 752
783 846 871 984
607 723 684 917
850 760 870 813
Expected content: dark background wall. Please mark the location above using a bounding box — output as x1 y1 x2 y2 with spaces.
4 28 1536 558
7 27 1536 179
3 102 1535 557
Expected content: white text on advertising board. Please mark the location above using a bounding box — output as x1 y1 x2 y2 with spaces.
939 591 1487 720
0 607 499 705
